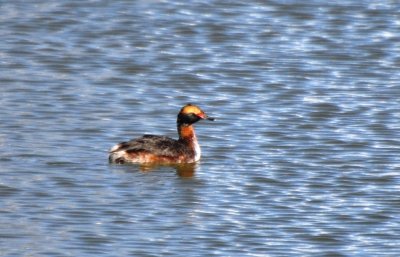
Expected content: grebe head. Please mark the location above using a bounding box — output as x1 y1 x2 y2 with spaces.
177 104 215 125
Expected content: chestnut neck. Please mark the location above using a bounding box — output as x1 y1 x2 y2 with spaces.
177 123 197 142
177 121 202 162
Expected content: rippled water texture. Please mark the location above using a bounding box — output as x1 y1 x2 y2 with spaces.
1 1 400 256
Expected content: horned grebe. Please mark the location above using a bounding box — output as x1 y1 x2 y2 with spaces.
109 104 214 164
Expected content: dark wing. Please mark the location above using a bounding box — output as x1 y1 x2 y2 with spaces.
109 135 186 157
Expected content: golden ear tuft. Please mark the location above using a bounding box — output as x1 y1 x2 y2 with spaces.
181 104 202 115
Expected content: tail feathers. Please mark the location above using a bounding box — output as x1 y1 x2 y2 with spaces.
109 142 125 153
108 151 126 164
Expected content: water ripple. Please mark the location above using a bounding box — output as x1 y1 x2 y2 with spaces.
1 0 400 256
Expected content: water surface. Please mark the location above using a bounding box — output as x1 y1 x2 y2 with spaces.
1 0 400 256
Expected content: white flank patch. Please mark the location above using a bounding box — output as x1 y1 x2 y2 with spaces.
193 140 201 162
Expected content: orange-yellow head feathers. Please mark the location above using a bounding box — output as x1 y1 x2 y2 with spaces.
177 104 215 125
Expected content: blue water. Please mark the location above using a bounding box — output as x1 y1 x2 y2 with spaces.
1 1 400 256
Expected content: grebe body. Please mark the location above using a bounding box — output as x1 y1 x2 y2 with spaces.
109 104 214 164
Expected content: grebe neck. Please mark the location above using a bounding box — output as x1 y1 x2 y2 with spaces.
177 124 201 161
178 124 197 142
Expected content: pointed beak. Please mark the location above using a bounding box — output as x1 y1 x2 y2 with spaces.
197 112 215 121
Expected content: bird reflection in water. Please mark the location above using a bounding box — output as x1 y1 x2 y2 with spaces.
138 163 198 177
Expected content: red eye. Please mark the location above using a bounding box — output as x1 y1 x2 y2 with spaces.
196 112 206 119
